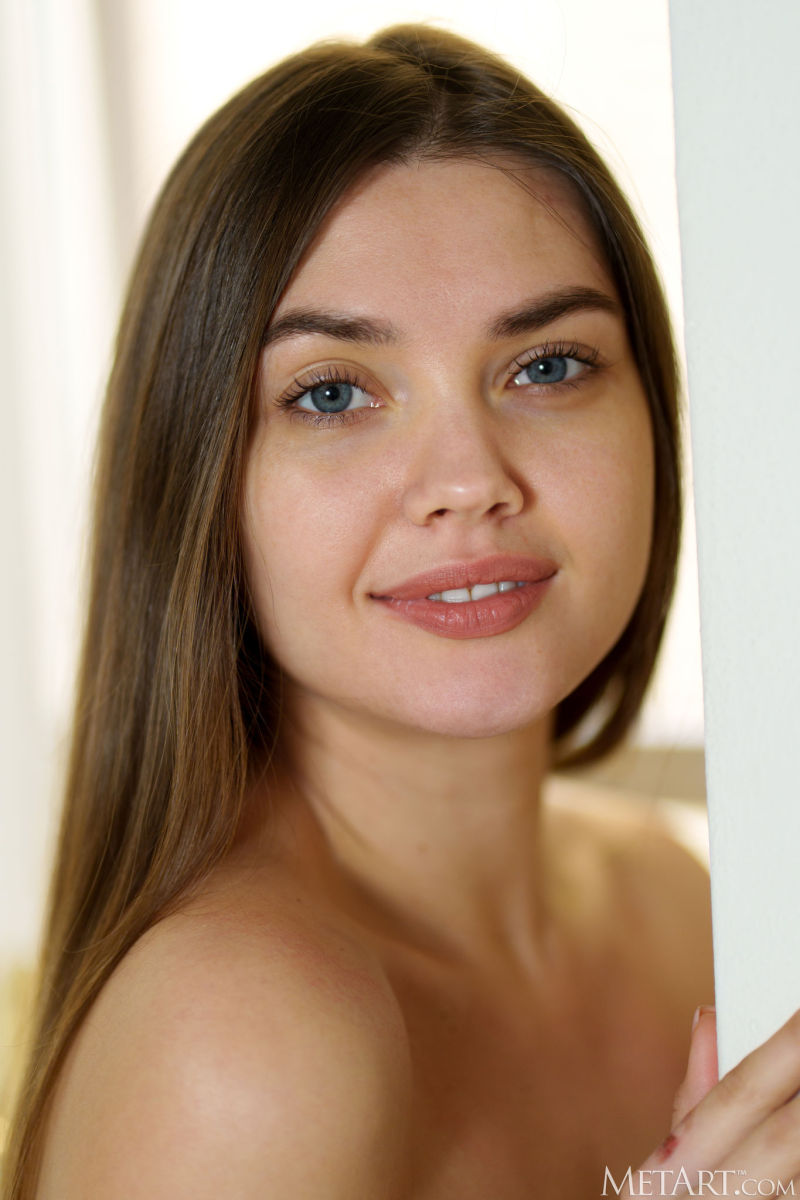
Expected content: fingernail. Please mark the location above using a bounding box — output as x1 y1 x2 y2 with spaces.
655 1132 679 1164
692 1004 715 1033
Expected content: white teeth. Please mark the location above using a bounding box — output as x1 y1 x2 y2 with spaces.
439 588 472 603
471 582 502 601
426 581 525 603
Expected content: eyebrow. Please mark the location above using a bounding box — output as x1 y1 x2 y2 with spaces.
263 311 398 348
488 286 620 339
262 286 620 349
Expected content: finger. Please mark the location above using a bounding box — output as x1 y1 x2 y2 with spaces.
672 1005 719 1128
714 1088 800 1192
657 1006 800 1176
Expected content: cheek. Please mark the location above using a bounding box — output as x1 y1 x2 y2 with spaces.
241 444 375 644
553 407 655 596
518 387 653 635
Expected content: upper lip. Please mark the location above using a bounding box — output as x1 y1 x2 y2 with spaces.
371 555 559 600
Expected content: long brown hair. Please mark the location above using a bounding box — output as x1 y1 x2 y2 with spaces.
2 25 681 1196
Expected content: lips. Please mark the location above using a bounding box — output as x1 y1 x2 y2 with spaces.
369 555 558 639
371 555 558 601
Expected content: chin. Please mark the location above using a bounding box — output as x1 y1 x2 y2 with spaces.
416 711 540 740
372 680 562 741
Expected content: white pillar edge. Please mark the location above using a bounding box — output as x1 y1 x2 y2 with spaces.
668 0 800 1075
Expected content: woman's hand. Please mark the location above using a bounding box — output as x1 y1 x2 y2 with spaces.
620 1005 800 1197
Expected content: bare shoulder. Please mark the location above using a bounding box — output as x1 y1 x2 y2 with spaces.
36 882 412 1199
544 771 715 1008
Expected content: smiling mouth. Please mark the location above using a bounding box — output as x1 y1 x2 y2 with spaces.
370 561 557 640
371 555 559 603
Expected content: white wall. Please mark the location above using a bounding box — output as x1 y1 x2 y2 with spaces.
670 0 800 1072
1 0 700 968
1 0 118 966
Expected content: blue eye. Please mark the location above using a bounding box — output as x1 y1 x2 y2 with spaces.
295 379 373 414
512 355 585 387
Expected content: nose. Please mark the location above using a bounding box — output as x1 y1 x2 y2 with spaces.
401 397 526 527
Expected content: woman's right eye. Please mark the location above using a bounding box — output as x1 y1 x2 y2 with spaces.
294 379 374 415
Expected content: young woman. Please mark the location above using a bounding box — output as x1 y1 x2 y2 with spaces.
5 23 800 1200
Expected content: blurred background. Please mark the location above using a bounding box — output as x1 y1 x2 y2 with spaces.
0 0 705 1131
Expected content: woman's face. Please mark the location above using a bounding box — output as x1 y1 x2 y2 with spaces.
241 158 654 739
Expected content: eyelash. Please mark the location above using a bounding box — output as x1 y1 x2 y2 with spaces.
275 341 602 429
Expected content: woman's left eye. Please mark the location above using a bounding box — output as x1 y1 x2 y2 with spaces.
510 354 587 388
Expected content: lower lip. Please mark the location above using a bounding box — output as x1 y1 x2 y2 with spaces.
372 577 555 640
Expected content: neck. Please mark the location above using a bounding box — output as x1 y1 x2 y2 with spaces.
259 689 560 977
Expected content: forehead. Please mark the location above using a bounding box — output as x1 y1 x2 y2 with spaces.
272 157 616 328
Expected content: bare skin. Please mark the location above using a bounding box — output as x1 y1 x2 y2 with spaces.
36 772 714 1200
224 766 717 1196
